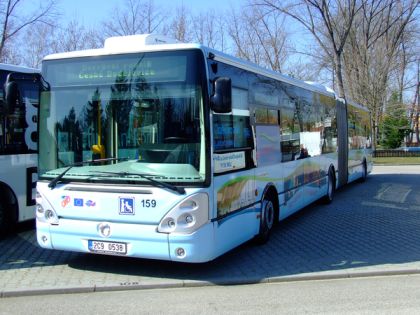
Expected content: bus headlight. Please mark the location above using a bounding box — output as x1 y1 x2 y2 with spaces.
157 193 209 234
36 204 59 225
36 204 45 219
36 192 43 204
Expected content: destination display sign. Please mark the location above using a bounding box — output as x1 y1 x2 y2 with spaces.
44 54 187 86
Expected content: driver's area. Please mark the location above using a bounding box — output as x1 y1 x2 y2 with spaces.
127 93 201 170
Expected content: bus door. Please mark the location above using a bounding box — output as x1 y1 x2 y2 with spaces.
212 89 258 253
278 105 306 217
300 131 321 204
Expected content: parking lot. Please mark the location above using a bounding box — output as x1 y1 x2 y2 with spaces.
1 165 420 297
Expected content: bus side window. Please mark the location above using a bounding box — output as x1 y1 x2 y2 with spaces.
280 106 301 162
300 98 323 158
213 114 253 151
213 114 254 173
254 107 282 166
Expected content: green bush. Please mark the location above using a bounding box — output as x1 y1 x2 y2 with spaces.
379 92 410 149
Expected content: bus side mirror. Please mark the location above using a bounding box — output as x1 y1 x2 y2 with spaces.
210 77 232 113
4 73 42 113
4 80 21 115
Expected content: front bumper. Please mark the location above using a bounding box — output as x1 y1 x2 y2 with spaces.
37 218 215 263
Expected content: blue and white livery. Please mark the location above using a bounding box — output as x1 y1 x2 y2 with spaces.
34 34 372 262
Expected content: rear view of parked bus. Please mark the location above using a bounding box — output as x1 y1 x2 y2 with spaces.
0 64 39 237
34 35 372 262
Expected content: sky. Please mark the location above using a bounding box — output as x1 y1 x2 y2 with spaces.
59 0 241 27
55 0 309 58
53 0 314 80
19 0 315 82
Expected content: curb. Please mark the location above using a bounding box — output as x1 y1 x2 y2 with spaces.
2 267 420 298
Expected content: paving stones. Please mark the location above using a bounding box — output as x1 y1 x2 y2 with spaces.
1 165 420 297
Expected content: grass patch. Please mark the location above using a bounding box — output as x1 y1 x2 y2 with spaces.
373 156 420 165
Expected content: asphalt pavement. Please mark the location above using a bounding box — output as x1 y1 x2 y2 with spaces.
1 165 420 298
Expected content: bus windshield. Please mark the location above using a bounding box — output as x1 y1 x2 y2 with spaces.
38 50 208 185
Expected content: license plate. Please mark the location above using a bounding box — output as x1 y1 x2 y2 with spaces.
88 240 127 255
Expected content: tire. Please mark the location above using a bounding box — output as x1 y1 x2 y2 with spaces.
0 198 11 238
323 168 336 204
0 190 16 239
255 196 275 244
359 160 367 182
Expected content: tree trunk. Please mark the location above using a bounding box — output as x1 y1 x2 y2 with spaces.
0 0 12 58
334 53 346 100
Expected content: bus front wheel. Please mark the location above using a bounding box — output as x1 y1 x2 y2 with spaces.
255 197 275 244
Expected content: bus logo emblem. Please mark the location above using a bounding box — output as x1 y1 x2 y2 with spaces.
86 200 96 207
119 197 134 215
61 196 70 208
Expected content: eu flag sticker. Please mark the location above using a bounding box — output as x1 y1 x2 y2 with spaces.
74 198 84 207
119 197 135 215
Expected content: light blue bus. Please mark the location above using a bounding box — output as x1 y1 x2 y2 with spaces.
27 34 371 262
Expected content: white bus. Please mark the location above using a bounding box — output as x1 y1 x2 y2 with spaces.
0 64 39 237
31 34 372 262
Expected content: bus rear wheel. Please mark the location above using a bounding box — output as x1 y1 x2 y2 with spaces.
359 160 367 182
323 168 336 204
255 196 275 244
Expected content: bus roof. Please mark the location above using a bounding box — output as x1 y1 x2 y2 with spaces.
0 63 39 73
204 46 336 99
43 34 203 60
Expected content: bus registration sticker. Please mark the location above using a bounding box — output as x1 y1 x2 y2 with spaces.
88 240 127 255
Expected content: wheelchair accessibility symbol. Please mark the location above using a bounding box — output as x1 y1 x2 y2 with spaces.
119 197 135 215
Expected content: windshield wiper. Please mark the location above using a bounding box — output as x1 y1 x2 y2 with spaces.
91 171 186 195
48 157 129 189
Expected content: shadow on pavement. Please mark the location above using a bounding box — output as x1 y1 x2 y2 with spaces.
2 172 420 284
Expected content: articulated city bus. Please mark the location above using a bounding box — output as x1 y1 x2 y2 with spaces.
32 34 372 262
0 64 39 236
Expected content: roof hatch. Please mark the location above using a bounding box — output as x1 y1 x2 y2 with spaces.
104 34 180 51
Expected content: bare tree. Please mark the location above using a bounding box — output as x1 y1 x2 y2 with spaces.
191 10 226 51
20 23 54 68
167 4 191 42
256 0 361 99
162 5 228 49
343 0 419 147
0 0 57 61
19 19 102 68
393 20 419 102
285 56 325 81
248 5 289 72
407 59 420 144
53 20 102 53
228 4 290 72
228 7 262 63
102 0 167 37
